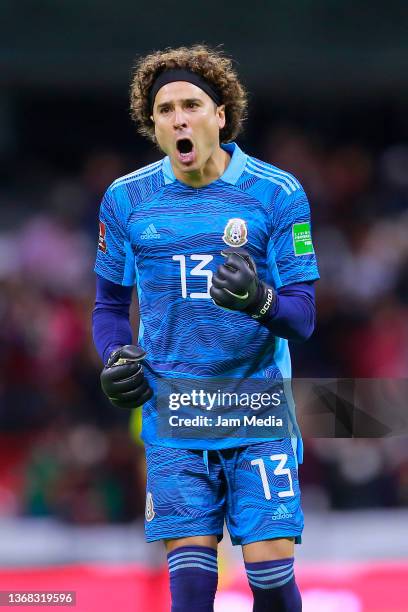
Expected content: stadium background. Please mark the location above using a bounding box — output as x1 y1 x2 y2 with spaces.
1 2 408 610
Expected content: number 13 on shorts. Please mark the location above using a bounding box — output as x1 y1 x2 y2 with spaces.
251 454 294 500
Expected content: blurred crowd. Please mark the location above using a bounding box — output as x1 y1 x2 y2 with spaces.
1 120 408 524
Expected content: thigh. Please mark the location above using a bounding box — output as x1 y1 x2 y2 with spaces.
242 537 295 562
225 439 304 547
144 446 226 544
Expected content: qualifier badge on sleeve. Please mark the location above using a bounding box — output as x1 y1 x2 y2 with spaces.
292 222 314 256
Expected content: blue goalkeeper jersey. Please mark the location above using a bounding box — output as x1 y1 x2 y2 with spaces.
94 142 319 461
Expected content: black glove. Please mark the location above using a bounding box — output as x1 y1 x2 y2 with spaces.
100 345 153 410
210 250 275 320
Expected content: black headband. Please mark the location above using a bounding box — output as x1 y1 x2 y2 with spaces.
149 68 222 111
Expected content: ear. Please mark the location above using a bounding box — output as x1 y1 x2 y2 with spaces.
216 104 226 130
150 115 154 124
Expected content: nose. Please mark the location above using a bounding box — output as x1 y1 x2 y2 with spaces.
173 107 187 130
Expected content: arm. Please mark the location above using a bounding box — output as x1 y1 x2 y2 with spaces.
210 251 316 342
93 275 152 409
92 274 133 365
263 281 316 342
93 187 152 408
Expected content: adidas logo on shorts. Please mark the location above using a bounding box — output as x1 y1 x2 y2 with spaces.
272 503 293 520
141 224 161 240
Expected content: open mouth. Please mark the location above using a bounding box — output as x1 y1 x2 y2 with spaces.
176 138 196 164
176 138 193 154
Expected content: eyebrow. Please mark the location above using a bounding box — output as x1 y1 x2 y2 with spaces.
156 98 203 110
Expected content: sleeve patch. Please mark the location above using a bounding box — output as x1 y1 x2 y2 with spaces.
292 222 314 256
98 220 107 253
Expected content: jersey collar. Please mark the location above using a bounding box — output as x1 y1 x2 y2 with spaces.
162 141 247 186
162 155 176 185
219 142 248 185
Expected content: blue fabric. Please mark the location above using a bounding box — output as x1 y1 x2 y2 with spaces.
93 142 319 451
92 274 133 364
167 546 218 612
245 557 302 611
264 282 316 341
145 440 303 546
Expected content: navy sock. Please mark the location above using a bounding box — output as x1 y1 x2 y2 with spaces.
167 545 218 612
245 557 302 612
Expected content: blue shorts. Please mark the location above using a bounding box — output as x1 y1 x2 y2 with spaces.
144 439 303 546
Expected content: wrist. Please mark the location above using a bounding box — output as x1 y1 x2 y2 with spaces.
106 346 125 367
105 345 123 366
106 344 145 367
245 282 276 320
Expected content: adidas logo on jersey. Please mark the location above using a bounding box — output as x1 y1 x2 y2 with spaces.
141 224 161 240
272 503 293 520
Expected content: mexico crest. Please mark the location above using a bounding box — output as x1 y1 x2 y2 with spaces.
222 218 248 247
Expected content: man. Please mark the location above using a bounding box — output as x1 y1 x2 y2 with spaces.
93 44 319 612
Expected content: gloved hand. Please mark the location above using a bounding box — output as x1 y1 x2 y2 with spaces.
210 250 275 320
100 345 153 409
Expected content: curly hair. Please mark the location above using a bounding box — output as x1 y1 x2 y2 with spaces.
130 44 248 144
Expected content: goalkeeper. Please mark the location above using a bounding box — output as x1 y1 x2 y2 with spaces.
93 44 318 612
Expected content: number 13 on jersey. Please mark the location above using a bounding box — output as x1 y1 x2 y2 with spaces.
172 254 214 299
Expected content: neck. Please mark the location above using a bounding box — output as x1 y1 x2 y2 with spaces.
172 146 230 188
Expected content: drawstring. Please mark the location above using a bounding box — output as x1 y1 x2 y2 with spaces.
203 450 209 475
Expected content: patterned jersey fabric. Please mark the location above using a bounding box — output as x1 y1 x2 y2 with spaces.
94 142 319 459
